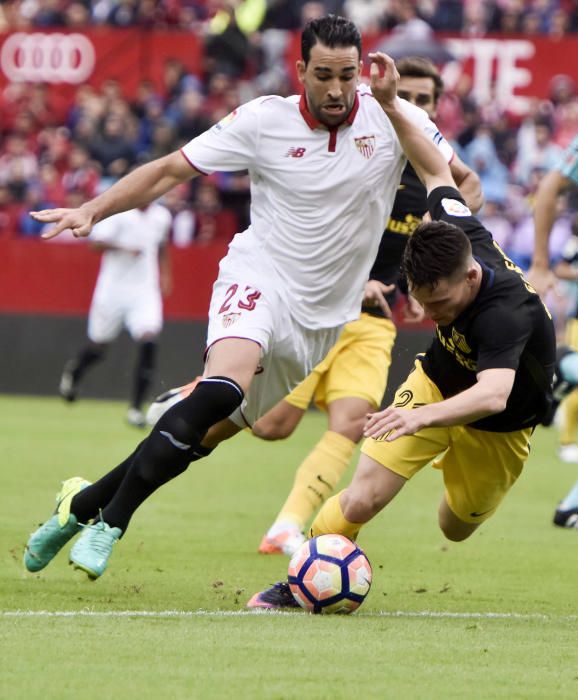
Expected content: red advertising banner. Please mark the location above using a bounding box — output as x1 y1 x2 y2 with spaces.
0 239 227 320
0 28 576 117
286 31 578 116
0 28 203 101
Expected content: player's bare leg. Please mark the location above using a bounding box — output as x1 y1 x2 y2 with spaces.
310 453 407 540
252 400 305 441
437 497 479 541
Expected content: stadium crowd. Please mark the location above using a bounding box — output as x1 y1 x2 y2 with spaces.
0 0 578 275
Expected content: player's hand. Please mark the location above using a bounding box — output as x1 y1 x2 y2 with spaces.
526 265 556 298
31 207 96 240
363 280 395 317
402 295 425 324
368 52 399 109
364 405 426 440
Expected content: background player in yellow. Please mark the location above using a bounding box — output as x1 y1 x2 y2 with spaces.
251 57 483 556
249 56 556 607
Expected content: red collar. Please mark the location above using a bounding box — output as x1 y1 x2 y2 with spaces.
299 91 360 130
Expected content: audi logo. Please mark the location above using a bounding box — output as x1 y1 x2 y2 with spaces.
1 33 96 83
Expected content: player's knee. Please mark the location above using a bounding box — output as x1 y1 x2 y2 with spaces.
438 516 478 542
341 487 382 523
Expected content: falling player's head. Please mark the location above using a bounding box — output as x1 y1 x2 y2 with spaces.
396 56 444 119
298 15 362 128
403 221 480 326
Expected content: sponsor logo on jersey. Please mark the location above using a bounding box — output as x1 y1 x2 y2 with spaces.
222 312 241 327
214 109 239 132
451 328 471 354
354 135 376 159
285 147 306 158
441 198 472 217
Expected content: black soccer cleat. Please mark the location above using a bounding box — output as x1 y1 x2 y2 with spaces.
246 581 300 610
553 506 578 529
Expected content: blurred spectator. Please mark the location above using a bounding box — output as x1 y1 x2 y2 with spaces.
513 118 563 188
0 184 23 238
61 144 101 199
89 113 137 180
463 126 510 204
0 134 39 201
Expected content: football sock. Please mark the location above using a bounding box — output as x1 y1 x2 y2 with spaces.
71 440 147 523
71 377 243 532
560 388 578 445
275 431 356 531
309 490 363 541
132 340 157 410
559 480 578 511
70 346 105 382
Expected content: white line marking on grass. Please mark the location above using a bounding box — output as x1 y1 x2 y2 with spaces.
2 609 575 621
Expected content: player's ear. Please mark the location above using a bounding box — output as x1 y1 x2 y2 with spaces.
358 60 363 80
296 60 306 85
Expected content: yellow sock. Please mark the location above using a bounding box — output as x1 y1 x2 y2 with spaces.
309 491 363 541
276 431 356 530
561 388 578 445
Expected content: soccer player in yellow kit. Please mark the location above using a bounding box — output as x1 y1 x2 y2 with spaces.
252 57 483 556
249 57 556 607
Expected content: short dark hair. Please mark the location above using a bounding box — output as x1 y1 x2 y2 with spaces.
301 15 362 65
403 221 472 289
396 56 444 103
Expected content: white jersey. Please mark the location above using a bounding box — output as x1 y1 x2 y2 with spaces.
181 85 452 329
91 204 171 301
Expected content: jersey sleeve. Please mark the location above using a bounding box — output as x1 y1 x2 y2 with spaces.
397 98 454 163
426 185 490 241
555 135 578 186
180 98 262 174
471 306 532 373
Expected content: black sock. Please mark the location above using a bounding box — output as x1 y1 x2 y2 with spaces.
74 376 244 533
70 440 147 523
70 346 105 383
132 341 157 410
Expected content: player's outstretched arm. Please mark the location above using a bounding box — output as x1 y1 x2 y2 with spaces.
527 168 570 296
364 368 515 440
33 151 199 240
369 52 452 194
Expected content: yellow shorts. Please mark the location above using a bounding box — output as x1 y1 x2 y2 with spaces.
566 318 578 351
285 313 397 412
361 360 533 524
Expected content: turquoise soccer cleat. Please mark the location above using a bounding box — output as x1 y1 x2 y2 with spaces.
24 476 91 572
69 518 122 580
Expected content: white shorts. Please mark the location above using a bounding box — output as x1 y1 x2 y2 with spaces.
206 250 342 427
88 288 163 344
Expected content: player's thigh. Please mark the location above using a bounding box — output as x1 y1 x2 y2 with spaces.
361 359 450 480
205 338 262 392
327 396 374 442
125 293 163 340
319 315 396 411
437 425 533 526
87 299 123 344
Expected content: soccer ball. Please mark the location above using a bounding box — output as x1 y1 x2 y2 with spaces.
287 534 372 614
145 377 202 426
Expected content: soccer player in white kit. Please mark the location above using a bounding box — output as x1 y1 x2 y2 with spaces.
59 204 172 428
24 15 454 580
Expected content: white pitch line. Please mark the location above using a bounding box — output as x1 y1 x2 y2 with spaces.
1 609 575 621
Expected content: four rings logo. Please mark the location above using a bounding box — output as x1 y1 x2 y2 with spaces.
1 33 96 84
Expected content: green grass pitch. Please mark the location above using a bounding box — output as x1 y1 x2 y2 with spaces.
2 394 578 699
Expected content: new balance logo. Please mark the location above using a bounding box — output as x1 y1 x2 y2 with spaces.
285 147 306 158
